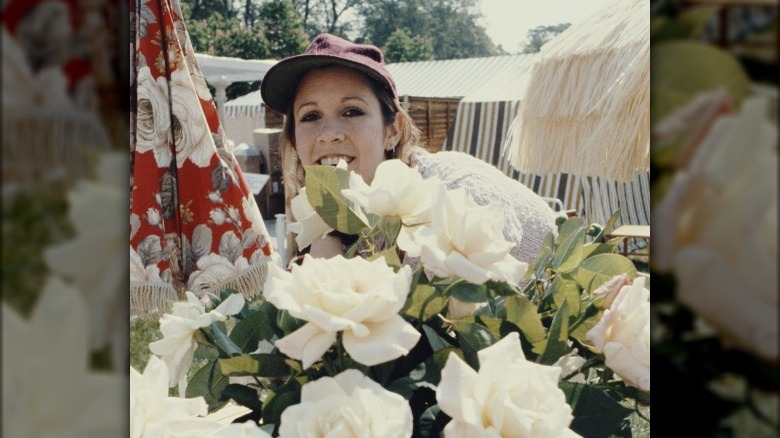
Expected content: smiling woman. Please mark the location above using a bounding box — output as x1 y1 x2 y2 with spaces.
260 33 558 264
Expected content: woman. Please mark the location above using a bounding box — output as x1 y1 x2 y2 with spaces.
260 33 557 265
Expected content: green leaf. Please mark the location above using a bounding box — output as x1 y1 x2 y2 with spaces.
531 232 555 280
651 6 720 42
559 382 634 438
569 306 604 349
601 210 621 238
485 280 521 297
186 360 229 409
304 165 369 234
581 238 621 260
262 383 302 430
453 318 497 369
229 309 277 353
449 282 488 303
505 295 547 355
401 283 447 322
538 301 571 365
378 216 403 245
220 383 263 413
218 354 292 377
367 245 402 270
211 321 242 356
549 277 581 320
652 41 751 124
571 254 638 293
552 228 585 273
277 309 305 335
556 217 585 243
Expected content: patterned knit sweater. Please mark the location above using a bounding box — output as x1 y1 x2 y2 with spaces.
409 149 557 267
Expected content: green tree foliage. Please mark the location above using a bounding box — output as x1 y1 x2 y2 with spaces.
256 0 310 58
521 23 571 53
359 0 495 60
291 0 362 37
184 0 238 21
183 0 307 60
382 28 434 62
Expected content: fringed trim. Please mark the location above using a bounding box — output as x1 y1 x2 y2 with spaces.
198 259 277 301
2 107 111 187
130 281 179 318
504 0 650 182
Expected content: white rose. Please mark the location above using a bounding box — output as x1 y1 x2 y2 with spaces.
399 186 527 285
653 95 778 361
586 276 650 393
210 208 227 225
3 278 124 437
264 255 420 369
148 292 245 389
287 187 334 249
278 369 412 438
341 159 440 230
436 332 579 437
169 68 214 168
130 356 208 438
135 66 172 167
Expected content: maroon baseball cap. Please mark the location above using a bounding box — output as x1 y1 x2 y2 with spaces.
260 33 398 114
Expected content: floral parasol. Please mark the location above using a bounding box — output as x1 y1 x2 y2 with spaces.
129 0 280 315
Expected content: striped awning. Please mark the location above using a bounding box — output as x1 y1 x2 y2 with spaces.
224 90 264 118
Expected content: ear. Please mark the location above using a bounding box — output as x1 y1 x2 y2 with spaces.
384 116 402 151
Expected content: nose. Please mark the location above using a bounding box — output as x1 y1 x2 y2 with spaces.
317 118 345 144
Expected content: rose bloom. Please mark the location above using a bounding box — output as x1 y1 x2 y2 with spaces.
148 292 245 390
263 255 420 369
341 159 441 228
398 185 527 285
278 369 412 438
131 356 270 438
3 277 124 437
653 95 778 361
436 332 579 437
586 276 650 393
287 187 334 249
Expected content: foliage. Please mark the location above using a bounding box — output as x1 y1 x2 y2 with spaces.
1 185 73 316
359 0 495 59
382 28 434 63
149 164 650 436
521 23 571 53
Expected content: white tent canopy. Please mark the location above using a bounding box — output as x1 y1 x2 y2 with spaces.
193 53 277 121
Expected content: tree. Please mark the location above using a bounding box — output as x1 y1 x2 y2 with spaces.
256 0 310 58
521 23 571 53
183 0 238 21
291 0 363 37
382 28 434 62
358 0 495 60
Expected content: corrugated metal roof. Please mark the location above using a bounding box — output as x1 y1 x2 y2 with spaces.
387 54 537 99
223 53 540 116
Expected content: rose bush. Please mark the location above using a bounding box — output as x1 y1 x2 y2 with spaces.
138 160 650 436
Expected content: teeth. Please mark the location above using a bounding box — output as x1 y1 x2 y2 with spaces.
320 156 352 166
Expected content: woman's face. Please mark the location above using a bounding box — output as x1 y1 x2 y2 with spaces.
292 65 400 184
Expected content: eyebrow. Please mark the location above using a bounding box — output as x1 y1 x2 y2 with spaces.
296 96 370 113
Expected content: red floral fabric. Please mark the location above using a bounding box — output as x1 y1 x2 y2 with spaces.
129 0 279 314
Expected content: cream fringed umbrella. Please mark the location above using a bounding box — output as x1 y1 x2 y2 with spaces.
504 0 650 182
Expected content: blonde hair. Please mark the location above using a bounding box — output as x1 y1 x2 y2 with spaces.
280 81 425 210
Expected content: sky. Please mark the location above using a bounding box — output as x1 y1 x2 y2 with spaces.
477 0 614 53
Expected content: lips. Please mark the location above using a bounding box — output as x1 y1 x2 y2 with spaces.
318 155 354 166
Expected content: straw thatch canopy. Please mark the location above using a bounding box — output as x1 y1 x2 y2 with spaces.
504 0 650 182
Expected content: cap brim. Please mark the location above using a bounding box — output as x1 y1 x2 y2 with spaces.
260 54 395 114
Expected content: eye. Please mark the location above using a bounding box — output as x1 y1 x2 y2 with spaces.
299 112 320 123
343 107 364 117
